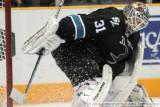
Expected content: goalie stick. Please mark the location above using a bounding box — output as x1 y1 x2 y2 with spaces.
9 49 44 104
9 0 65 104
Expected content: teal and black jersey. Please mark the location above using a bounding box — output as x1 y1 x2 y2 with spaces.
54 7 140 86
57 7 125 41
56 7 140 64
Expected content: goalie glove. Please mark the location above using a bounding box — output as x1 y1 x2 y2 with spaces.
22 17 65 55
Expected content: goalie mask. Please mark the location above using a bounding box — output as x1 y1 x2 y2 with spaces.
123 2 150 37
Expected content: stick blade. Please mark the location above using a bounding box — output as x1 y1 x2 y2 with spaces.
10 88 25 104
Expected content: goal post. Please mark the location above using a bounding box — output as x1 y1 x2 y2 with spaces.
5 0 13 106
0 0 13 106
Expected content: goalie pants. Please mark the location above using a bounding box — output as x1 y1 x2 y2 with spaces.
52 40 125 87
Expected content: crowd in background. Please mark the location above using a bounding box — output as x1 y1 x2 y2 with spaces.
7 0 160 7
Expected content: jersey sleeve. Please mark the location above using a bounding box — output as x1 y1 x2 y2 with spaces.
56 16 75 41
56 7 120 41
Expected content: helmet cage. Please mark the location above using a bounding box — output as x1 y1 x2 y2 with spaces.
123 3 149 35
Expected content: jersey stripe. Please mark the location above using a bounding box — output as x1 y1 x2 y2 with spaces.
69 15 85 40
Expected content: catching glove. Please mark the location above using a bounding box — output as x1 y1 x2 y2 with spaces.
22 17 65 55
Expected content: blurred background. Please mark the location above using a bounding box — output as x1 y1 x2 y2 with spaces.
10 0 160 7
0 0 160 106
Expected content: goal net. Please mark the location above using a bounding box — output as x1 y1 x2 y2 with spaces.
0 10 7 107
0 29 7 106
0 0 6 105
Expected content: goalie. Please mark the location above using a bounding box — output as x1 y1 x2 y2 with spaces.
22 2 153 107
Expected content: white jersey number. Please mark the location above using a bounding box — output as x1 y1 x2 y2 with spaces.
110 17 120 27
95 20 106 33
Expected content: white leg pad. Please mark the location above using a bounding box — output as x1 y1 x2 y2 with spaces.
105 43 144 104
71 64 112 107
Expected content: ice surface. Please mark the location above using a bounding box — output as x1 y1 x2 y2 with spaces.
13 98 160 107
14 102 72 107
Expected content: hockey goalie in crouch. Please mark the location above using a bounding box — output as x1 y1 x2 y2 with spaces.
22 2 153 107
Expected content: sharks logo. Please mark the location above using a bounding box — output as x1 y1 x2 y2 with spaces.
107 36 133 64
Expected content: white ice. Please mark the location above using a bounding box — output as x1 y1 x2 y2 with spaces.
14 98 160 107
14 102 72 107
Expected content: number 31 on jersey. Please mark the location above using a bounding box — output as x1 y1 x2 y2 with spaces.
94 20 106 33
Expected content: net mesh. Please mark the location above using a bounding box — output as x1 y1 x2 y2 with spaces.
0 29 7 106
0 0 4 8
0 30 6 61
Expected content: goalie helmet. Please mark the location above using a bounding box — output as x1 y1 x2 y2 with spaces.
123 2 150 36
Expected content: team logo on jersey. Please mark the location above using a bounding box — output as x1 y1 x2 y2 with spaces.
107 36 133 64
110 17 120 27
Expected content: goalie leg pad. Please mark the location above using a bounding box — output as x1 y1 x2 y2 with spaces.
104 43 144 103
71 64 112 107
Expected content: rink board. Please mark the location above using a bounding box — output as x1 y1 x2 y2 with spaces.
11 79 160 105
0 4 160 105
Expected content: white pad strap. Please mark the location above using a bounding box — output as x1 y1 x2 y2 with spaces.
126 84 154 106
138 84 153 104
